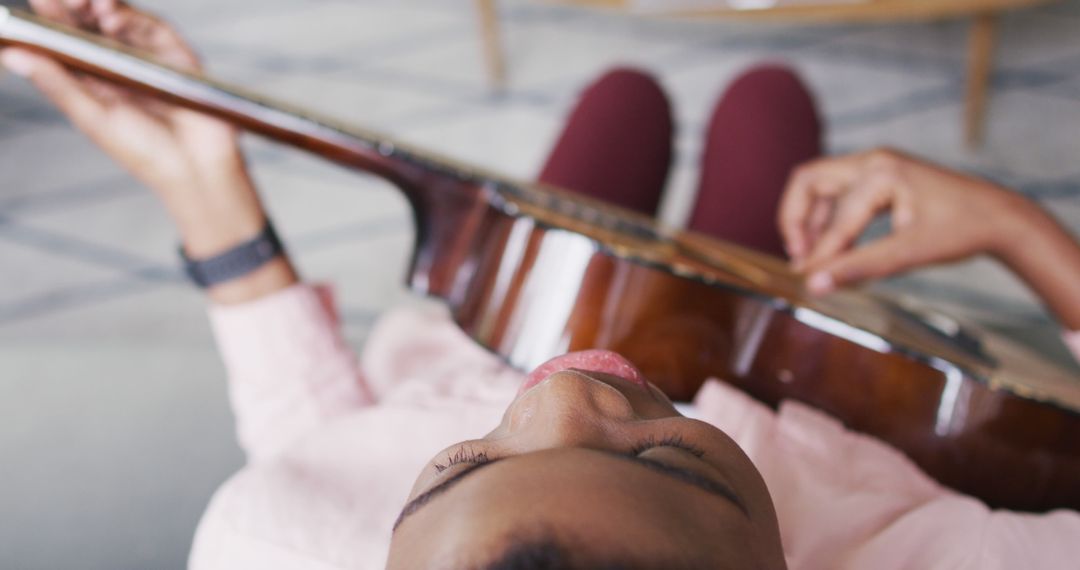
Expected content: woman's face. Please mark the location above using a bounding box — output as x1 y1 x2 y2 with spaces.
387 351 786 569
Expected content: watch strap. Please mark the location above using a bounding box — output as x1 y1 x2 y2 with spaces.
180 220 284 288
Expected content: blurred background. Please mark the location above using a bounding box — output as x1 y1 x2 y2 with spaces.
1 0 1079 567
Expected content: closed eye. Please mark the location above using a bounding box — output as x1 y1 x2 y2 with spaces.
630 434 705 458
433 446 492 473
433 433 704 476
394 447 746 532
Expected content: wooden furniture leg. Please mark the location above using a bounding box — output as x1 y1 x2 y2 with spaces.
964 12 999 147
476 0 506 89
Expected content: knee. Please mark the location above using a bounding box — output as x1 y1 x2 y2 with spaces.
588 67 663 93
724 64 818 111
717 64 816 129
579 67 669 113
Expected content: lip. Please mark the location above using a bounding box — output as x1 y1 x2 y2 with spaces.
518 350 648 396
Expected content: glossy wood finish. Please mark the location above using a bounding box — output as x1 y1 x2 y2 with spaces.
407 181 1080 511
3 7 1078 511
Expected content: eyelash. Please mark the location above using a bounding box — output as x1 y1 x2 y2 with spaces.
630 434 705 458
432 434 704 473
433 446 491 473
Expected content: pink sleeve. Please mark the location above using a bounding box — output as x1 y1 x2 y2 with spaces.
693 381 1080 569
1065 330 1080 363
207 283 375 461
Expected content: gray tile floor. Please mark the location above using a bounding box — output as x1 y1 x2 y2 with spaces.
2 0 1079 567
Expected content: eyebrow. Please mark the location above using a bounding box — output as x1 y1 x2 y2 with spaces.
393 460 503 531
392 450 747 532
627 455 749 516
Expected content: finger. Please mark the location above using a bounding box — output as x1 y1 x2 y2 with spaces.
89 0 123 26
94 8 200 118
778 155 863 263
61 0 96 28
805 233 920 296
778 169 815 262
98 8 152 44
81 74 126 106
804 196 835 250
0 48 107 134
98 7 200 70
29 0 79 26
801 172 894 272
90 0 121 16
890 187 917 230
789 193 839 272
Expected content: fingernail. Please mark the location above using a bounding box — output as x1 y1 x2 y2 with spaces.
807 272 834 296
0 50 35 78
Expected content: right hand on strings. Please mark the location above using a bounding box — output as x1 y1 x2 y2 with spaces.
778 148 1036 295
778 148 1080 330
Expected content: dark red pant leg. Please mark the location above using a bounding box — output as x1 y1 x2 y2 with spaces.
538 68 674 216
688 65 823 258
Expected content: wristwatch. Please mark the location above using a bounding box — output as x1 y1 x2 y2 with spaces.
179 220 284 288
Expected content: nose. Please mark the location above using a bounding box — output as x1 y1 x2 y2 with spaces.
506 370 637 449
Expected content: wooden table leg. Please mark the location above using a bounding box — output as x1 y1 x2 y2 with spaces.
964 12 999 147
475 0 506 89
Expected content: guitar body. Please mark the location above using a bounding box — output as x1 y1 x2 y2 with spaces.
407 177 1080 512
3 6 1078 512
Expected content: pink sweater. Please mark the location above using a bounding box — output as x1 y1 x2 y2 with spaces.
189 284 1080 569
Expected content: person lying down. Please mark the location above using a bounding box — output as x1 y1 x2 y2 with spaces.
2 0 1078 568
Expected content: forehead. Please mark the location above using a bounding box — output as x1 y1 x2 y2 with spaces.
389 449 758 568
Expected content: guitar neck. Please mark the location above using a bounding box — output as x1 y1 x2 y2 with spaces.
0 6 492 197
0 7 772 289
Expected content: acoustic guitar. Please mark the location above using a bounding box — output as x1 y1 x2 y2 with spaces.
2 6 1077 512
